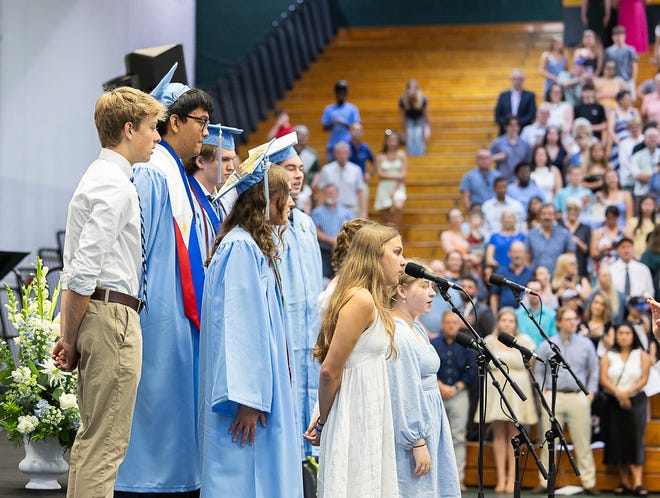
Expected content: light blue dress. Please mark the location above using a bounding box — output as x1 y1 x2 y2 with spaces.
115 164 201 492
388 319 461 497
279 208 323 458
198 227 302 498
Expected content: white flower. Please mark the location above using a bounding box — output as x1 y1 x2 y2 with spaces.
17 415 39 434
38 357 69 387
10 366 33 385
59 393 78 410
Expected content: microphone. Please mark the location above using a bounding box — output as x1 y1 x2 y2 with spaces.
404 262 462 291
489 274 539 296
497 333 545 364
454 331 482 352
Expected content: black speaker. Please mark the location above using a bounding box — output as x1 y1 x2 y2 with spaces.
125 44 187 93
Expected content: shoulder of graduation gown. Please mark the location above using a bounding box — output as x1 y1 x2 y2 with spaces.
198 226 302 498
115 163 201 493
279 208 323 458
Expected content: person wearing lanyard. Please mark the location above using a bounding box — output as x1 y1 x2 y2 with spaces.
53 86 165 497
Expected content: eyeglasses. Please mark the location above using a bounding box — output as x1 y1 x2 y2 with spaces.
185 114 210 131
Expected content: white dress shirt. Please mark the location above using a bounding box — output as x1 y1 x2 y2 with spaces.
609 258 655 298
60 148 141 297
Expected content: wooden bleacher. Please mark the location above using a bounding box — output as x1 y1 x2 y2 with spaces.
240 21 660 492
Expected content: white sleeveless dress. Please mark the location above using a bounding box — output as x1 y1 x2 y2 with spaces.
318 313 399 497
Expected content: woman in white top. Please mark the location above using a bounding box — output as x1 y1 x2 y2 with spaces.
531 145 563 203
305 224 405 497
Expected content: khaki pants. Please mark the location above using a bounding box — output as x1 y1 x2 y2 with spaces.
67 300 142 498
538 392 596 489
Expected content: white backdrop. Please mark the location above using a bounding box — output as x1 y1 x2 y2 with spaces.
0 0 196 263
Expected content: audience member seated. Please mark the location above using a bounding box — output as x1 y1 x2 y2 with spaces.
609 89 640 172
441 208 470 256
600 322 651 498
321 79 361 162
552 252 593 307
490 241 532 314
597 168 634 229
580 290 616 355
568 120 595 168
542 125 568 173
561 198 592 279
348 122 375 179
586 267 627 325
507 162 546 211
546 83 575 143
527 203 576 273
630 126 660 199
515 279 558 347
459 149 501 211
574 82 608 143
485 210 526 270
625 193 657 258
399 78 431 156
266 108 295 139
554 164 593 217
609 237 655 297
521 104 551 147
482 177 525 237
618 117 644 190
310 184 355 281
539 35 568 97
460 276 495 338
373 129 407 231
641 73 660 125
419 260 463 338
595 60 628 114
431 311 478 492
557 57 589 107
490 116 533 182
625 297 655 358
531 145 563 203
582 142 609 193
641 224 660 301
318 141 367 218
526 196 544 231
590 205 626 272
533 265 559 309
494 69 537 135
605 26 639 99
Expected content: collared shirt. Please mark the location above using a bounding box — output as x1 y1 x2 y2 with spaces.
349 141 374 176
459 167 501 207
481 196 525 237
510 89 522 117
491 264 533 310
60 148 141 297
318 160 365 208
520 123 547 147
310 203 354 250
534 332 600 394
554 184 592 214
507 181 546 211
430 334 478 387
609 259 655 297
630 146 660 196
489 134 533 182
321 101 361 150
526 224 576 274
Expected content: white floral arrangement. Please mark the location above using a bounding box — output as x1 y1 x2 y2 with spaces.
0 258 80 448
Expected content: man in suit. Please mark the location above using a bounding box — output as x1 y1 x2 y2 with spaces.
495 69 537 135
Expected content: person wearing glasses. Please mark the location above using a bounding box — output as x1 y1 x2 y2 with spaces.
114 65 214 497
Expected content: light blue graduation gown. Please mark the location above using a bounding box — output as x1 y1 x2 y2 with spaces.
115 164 200 492
199 227 302 498
388 319 461 497
278 208 323 458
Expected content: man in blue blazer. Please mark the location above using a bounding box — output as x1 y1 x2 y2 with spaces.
494 69 537 135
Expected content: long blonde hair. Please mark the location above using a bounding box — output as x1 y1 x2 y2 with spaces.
313 224 400 362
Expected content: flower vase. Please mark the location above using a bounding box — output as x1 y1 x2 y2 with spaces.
19 437 68 489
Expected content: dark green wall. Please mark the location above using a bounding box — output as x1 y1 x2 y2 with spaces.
195 0 562 87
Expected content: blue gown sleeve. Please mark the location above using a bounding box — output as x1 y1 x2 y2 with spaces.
387 320 431 450
207 238 276 416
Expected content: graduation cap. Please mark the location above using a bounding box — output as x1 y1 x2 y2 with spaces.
149 62 190 108
203 124 222 147
220 125 243 151
266 142 298 164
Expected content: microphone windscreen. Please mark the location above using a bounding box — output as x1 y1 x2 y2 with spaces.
497 332 516 347
404 262 427 280
488 273 506 286
454 331 475 349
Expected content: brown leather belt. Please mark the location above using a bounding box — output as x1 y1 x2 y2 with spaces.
90 287 143 313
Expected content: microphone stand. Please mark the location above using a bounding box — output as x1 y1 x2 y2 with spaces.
436 283 529 498
515 295 585 498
